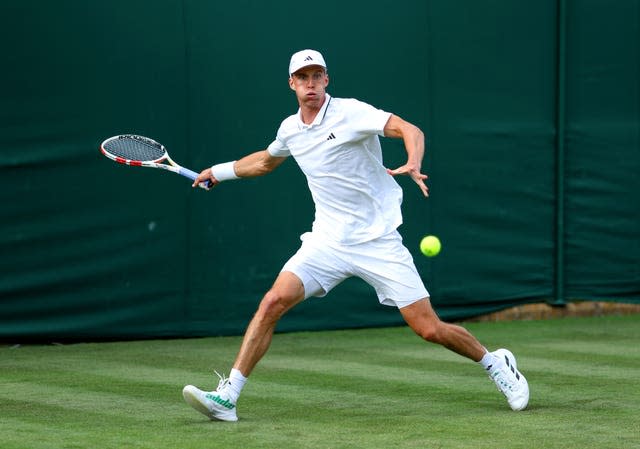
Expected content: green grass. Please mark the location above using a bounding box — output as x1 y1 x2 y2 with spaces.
2 315 640 449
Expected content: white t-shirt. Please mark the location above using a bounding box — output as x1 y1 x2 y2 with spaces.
267 94 403 245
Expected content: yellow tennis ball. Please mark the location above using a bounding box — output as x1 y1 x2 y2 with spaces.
420 235 441 257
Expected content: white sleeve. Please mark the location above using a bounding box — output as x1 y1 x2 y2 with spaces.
267 120 292 157
267 137 290 157
345 99 392 137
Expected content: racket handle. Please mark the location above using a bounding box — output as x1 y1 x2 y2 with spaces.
179 167 213 189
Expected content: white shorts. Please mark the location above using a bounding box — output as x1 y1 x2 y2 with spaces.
281 230 429 308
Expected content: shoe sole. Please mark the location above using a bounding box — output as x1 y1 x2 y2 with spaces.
183 386 214 418
182 386 238 422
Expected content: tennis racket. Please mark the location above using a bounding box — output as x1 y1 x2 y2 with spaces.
100 134 211 189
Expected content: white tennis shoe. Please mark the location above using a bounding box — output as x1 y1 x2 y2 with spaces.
488 348 529 411
182 372 238 422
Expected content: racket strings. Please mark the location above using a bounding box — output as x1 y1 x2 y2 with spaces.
104 137 166 162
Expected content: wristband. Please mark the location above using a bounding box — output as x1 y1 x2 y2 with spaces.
211 161 239 182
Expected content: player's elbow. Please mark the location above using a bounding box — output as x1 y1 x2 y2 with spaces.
385 115 423 140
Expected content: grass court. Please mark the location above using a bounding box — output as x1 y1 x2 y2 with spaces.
2 314 639 449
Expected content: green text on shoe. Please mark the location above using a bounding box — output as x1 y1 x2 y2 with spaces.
205 393 236 410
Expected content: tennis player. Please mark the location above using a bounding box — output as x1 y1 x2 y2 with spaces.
183 49 529 421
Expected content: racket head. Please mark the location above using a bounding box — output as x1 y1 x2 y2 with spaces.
100 135 167 166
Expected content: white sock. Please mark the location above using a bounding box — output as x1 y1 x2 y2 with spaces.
478 350 500 371
226 368 247 403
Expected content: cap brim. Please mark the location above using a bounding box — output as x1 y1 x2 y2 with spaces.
290 63 326 76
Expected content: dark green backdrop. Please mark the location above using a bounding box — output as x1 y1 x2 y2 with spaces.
1 0 638 340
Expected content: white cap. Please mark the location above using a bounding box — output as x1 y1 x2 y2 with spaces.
288 49 327 76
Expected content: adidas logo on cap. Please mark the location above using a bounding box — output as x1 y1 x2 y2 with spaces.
289 49 327 76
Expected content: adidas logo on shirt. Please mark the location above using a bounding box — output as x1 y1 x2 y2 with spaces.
327 133 336 140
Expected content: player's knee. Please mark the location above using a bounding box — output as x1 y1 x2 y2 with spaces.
256 289 291 322
412 322 442 343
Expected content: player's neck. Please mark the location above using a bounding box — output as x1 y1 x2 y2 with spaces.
298 94 327 125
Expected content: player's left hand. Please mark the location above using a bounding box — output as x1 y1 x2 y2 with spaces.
386 165 429 197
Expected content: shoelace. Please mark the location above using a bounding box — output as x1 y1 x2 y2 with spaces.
491 370 514 392
214 370 230 391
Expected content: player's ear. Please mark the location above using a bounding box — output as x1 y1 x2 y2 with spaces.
288 77 295 90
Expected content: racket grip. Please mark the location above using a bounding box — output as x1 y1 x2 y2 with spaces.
179 167 213 189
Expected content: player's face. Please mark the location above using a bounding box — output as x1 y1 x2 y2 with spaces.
289 66 329 108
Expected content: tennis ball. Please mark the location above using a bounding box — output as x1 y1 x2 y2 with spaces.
420 235 441 257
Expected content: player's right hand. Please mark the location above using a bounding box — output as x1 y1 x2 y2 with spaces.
192 168 219 190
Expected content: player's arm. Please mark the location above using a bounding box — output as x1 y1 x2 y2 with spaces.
383 114 429 197
192 149 287 188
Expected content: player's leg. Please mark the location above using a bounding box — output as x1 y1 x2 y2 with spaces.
352 232 484 360
399 297 485 361
233 271 306 376
183 271 306 422
352 232 529 410
182 231 347 422
399 298 529 410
